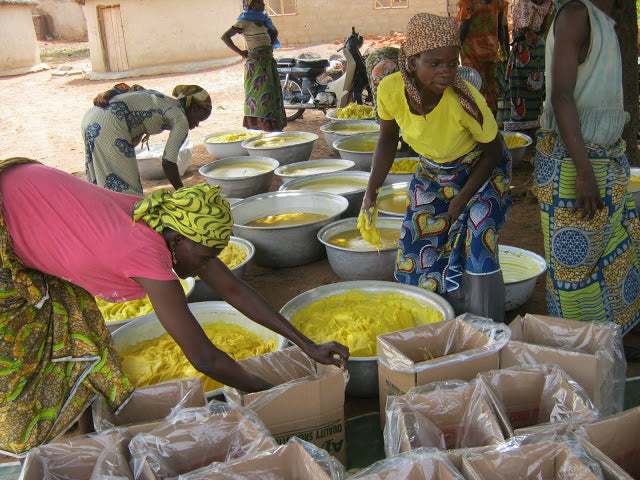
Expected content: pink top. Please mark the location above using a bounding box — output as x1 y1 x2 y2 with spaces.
0 163 176 302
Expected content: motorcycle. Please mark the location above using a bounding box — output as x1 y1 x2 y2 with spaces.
277 27 371 122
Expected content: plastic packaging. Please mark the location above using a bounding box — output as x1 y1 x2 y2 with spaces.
128 401 277 479
384 379 505 457
347 447 464 479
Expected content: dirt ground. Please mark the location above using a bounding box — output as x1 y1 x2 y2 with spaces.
1 41 638 378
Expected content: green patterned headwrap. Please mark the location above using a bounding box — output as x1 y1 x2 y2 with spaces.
133 184 232 249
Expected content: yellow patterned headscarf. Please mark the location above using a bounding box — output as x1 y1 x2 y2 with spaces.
133 184 232 249
172 85 212 118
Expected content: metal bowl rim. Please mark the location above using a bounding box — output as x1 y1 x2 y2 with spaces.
227 235 255 271
500 244 547 286
274 158 355 178
320 120 380 134
501 131 533 148
240 131 319 149
317 216 402 252
201 129 262 145
199 156 279 179
333 132 380 153
278 170 370 194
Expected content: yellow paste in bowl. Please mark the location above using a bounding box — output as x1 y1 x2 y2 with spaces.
504 135 529 149
284 164 346 176
218 242 248 269
628 175 640 192
290 291 443 357
500 250 544 283
335 103 374 119
328 228 399 250
119 322 277 392
205 131 260 143
246 212 328 227
290 177 368 194
247 134 314 148
378 192 409 214
205 163 273 178
390 158 419 174
337 138 377 152
329 123 379 134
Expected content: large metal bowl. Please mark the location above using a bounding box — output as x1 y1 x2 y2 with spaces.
202 130 262 159
502 131 533 167
280 281 455 397
231 191 349 268
111 301 288 398
317 217 402 281
326 108 375 122
333 133 379 171
188 237 255 303
278 170 370 218
377 182 410 217
629 167 640 207
384 157 419 185
241 131 318 166
274 158 355 184
320 120 380 151
500 245 547 311
198 156 279 198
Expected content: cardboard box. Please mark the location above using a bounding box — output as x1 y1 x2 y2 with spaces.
443 446 494 472
19 428 134 480
348 448 464 479
92 377 207 432
477 364 599 438
384 381 505 457
377 318 510 426
501 314 625 416
128 407 277 480
577 406 640 479
178 440 339 480
576 436 634 480
461 440 605 480
224 346 348 465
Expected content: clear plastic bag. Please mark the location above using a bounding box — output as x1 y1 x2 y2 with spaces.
347 447 464 479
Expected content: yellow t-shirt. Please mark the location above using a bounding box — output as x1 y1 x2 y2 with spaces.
233 19 272 50
377 72 497 163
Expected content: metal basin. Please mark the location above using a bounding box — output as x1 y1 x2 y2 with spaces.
188 237 255 302
326 108 375 122
500 245 547 311
241 131 318 166
333 132 379 171
202 130 262 159
278 171 370 218
317 217 402 281
377 182 410 217
629 167 640 207
231 191 349 268
384 157 419 185
501 131 533 167
320 120 380 151
274 158 355 184
198 156 279 198
279 281 455 397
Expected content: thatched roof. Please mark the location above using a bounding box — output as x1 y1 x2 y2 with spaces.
0 0 39 4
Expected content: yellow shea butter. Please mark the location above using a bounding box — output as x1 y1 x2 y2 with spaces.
245 212 328 227
378 192 409 214
335 103 374 119
218 242 248 270
120 322 277 392
291 177 368 194
205 131 260 143
628 175 640 192
390 158 419 174
504 135 529 149
329 228 399 250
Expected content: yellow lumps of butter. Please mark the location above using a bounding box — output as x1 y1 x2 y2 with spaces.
97 278 191 323
218 242 248 270
357 207 380 249
390 158 419 174
120 321 277 392
504 135 529 149
335 103 374 119
328 228 399 250
205 131 260 143
245 212 328 227
290 291 443 357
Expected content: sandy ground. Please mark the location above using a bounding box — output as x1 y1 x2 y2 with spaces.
1 40 638 380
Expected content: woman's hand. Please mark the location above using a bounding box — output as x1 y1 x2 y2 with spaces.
240 50 249 59
447 194 468 224
574 167 603 219
303 341 350 370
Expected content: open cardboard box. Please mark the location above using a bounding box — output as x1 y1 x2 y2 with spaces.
377 317 510 426
128 407 277 480
501 314 625 416
19 428 134 480
348 448 464 480
476 364 599 438
384 380 505 457
577 406 640 479
92 377 207 433
224 346 347 465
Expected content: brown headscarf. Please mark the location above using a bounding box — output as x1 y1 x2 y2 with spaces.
399 13 483 125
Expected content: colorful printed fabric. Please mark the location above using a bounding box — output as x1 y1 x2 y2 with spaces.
243 45 286 132
534 130 640 334
365 47 399 116
133 184 233 249
457 0 508 111
503 32 546 130
0 158 133 457
396 143 512 294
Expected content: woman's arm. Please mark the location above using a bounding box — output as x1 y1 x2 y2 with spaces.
550 2 602 219
361 119 400 211
196 259 349 367
162 160 183 191
221 27 248 58
133 277 272 392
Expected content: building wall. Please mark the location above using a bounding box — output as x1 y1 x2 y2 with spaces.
0 4 40 73
271 0 449 45
36 0 87 41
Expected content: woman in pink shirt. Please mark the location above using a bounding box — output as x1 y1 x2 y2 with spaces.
0 157 349 457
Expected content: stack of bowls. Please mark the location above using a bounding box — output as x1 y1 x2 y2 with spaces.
241 131 318 166
202 129 262 159
320 120 380 151
274 159 355 184
198 156 279 198
333 133 379 171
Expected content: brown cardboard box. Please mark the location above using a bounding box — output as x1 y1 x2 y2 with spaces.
577 406 640 478
461 440 604 479
384 380 505 456
443 446 494 472
128 407 277 480
224 346 348 465
348 449 464 479
575 436 634 480
178 440 341 480
377 317 510 426
477 364 598 438
501 314 625 416
20 428 134 480
92 377 207 433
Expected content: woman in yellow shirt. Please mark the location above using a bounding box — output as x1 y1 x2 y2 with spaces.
360 13 512 322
